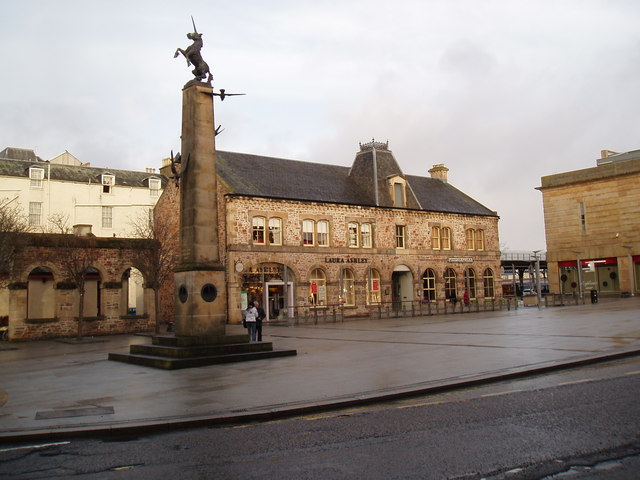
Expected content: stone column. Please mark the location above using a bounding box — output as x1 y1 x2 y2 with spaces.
174 81 227 337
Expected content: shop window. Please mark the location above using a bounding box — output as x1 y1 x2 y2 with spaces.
464 268 476 299
101 174 115 194
29 167 44 188
367 268 381 304
348 222 359 247
317 220 329 247
444 268 457 300
102 206 113 229
395 225 406 249
476 229 485 251
341 268 356 306
302 219 315 246
29 202 42 227
422 268 436 302
483 268 495 298
268 218 282 245
361 223 372 248
466 229 475 250
309 268 327 306
149 178 161 197
441 227 452 250
432 226 441 250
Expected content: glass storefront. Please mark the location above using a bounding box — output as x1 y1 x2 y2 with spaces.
558 258 619 294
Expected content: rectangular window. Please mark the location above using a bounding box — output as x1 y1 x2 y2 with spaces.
579 202 586 232
29 167 44 188
432 226 441 250
149 178 161 197
348 222 359 247
29 202 42 227
393 183 404 208
395 225 405 249
442 227 451 250
252 217 265 244
102 174 115 194
317 220 329 247
361 223 372 248
268 218 282 245
102 206 113 229
466 229 475 250
476 229 485 251
302 219 315 246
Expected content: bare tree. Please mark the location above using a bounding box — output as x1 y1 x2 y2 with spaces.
59 238 98 339
45 212 72 234
129 211 179 334
0 197 30 286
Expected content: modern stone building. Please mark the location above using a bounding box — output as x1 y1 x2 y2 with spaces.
538 149 640 298
156 140 501 324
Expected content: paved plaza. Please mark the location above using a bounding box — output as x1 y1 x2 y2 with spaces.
1 297 640 442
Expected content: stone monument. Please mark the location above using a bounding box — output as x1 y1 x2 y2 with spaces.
110 22 296 368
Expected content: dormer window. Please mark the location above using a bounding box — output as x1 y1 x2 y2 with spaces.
149 178 161 197
101 174 115 193
388 175 406 208
29 167 44 188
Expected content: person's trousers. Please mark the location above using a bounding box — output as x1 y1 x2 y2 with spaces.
247 322 257 342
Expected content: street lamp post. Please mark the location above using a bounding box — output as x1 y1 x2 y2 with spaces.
533 250 542 308
623 246 635 297
572 250 583 303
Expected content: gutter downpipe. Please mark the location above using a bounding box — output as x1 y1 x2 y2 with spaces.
372 145 379 206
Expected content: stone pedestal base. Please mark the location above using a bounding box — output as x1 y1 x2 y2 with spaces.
174 268 227 337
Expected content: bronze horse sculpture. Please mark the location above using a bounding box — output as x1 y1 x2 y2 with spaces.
174 19 213 83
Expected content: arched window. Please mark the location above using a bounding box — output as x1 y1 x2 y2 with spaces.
309 268 327 306
431 226 441 250
341 268 355 306
366 268 381 304
466 229 475 250
422 268 436 302
361 223 372 248
442 227 452 250
27 267 55 319
317 220 329 247
302 219 315 245
476 229 485 251
464 268 476 299
268 218 282 245
252 216 265 244
483 268 495 298
444 268 457 300
122 267 145 316
83 267 102 317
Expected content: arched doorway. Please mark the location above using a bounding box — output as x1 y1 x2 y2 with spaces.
122 267 145 315
241 263 295 322
392 265 413 311
27 267 55 319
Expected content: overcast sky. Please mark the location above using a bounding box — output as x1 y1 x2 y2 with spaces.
2 0 639 251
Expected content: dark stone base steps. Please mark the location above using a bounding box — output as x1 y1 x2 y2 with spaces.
108 334 297 370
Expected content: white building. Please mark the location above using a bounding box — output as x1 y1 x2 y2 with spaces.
0 147 167 237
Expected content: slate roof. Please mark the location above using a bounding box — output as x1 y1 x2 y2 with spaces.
0 158 168 188
216 150 497 217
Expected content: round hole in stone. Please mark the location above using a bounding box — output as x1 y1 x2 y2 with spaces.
201 283 217 302
178 285 188 303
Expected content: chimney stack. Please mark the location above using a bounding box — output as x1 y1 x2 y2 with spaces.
428 164 449 183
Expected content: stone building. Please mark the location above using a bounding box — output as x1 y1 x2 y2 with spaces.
537 149 640 297
156 140 501 324
0 147 166 237
1 230 157 340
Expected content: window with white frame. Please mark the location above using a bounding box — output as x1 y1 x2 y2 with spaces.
268 217 282 245
466 229 475 250
29 202 42 227
29 167 44 188
302 219 315 246
441 227 452 250
348 222 359 247
102 206 113 228
101 174 115 194
366 268 381 304
310 268 327 306
341 268 355 306
395 225 406 249
361 223 372 248
422 268 436 301
483 268 495 298
444 268 457 299
252 216 266 244
317 220 329 247
464 268 476 299
475 229 485 251
149 178 161 197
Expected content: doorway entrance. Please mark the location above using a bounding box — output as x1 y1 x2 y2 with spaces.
392 265 413 311
264 281 294 321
